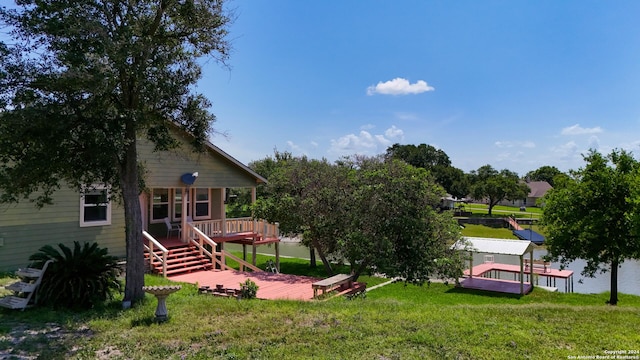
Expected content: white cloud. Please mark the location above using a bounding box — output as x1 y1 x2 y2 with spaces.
366 78 434 96
310 141 319 148
385 125 404 140
550 141 579 159
561 124 603 135
286 140 302 152
329 126 405 156
360 124 375 130
587 136 600 150
394 112 419 121
494 141 535 148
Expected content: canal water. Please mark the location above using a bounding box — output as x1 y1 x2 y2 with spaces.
225 242 640 296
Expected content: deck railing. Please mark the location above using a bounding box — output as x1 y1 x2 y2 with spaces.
190 217 279 241
186 223 262 272
143 231 168 277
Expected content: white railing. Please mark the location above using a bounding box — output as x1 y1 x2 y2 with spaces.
186 223 262 273
143 231 168 277
190 217 279 241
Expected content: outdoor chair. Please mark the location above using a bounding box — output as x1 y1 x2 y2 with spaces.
164 217 181 238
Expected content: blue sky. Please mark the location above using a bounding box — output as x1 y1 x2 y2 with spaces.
200 0 640 175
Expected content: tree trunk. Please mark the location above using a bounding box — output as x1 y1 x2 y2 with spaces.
309 246 316 268
609 259 619 305
121 127 145 305
311 238 333 276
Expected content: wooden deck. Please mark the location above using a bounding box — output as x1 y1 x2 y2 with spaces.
464 262 574 293
459 277 533 295
168 270 320 301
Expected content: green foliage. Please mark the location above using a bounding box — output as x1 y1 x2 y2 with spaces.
252 153 465 283
385 143 470 198
542 149 640 305
525 165 565 187
470 165 529 216
238 279 259 300
0 0 232 303
28 242 122 309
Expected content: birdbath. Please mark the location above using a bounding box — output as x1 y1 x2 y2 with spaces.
142 285 181 321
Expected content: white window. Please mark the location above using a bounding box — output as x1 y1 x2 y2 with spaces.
151 188 170 222
80 185 111 227
194 188 210 219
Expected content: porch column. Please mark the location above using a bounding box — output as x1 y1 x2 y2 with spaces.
251 187 257 233
221 187 227 237
181 187 188 243
469 252 473 278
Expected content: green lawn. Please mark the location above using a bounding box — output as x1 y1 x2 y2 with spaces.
460 223 518 239
2 255 639 359
463 203 542 219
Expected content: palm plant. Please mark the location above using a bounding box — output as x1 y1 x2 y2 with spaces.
29 241 122 309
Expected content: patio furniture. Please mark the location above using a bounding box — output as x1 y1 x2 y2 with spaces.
164 217 181 238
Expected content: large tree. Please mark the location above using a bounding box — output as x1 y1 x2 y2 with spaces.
386 143 469 199
469 165 529 216
0 0 232 304
541 149 640 305
525 165 564 187
253 154 464 282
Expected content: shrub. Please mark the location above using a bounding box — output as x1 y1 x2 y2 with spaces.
29 241 122 309
239 279 259 299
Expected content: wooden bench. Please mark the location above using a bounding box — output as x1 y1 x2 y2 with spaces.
524 259 551 273
312 274 353 298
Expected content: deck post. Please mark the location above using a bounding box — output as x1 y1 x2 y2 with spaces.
468 252 473 278
275 242 280 272
243 244 247 261
519 255 524 295
529 249 534 287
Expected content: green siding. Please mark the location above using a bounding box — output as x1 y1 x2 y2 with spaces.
1 129 257 272
0 187 125 272
138 131 259 189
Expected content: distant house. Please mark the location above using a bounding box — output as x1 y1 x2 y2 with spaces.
0 124 272 272
499 181 552 208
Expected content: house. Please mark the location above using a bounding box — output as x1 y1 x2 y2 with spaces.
0 125 276 272
498 181 552 208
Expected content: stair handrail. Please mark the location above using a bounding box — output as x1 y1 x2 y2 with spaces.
143 231 168 277
187 223 263 273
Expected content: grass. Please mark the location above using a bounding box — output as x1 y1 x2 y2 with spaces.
463 203 542 219
2 256 640 359
460 224 518 239
1 274 639 359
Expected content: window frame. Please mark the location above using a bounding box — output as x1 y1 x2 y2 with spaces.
150 188 171 223
79 184 112 227
194 188 211 220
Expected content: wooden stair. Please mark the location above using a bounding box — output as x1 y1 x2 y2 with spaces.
145 244 213 276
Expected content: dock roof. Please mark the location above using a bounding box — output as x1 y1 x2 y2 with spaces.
452 237 535 256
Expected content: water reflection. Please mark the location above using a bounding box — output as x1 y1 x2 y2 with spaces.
470 249 640 295
225 242 640 296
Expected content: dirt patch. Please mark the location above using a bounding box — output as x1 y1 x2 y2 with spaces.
0 322 93 359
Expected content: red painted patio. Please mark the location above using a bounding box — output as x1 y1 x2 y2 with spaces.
169 270 320 301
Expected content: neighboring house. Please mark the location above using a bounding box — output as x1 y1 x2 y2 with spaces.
0 125 267 272
498 181 552 208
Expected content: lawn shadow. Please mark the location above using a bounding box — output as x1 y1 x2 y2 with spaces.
445 286 524 300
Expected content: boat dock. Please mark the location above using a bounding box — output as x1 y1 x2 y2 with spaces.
464 262 574 293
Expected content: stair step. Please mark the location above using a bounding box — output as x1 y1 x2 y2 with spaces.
165 264 213 276
151 255 209 266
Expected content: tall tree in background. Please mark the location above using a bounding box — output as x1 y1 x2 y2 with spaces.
542 150 640 305
525 165 564 187
253 154 464 282
386 143 469 199
470 165 529 216
0 0 232 304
